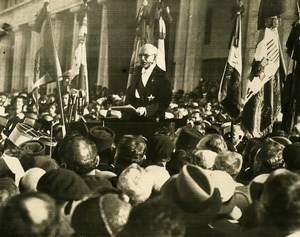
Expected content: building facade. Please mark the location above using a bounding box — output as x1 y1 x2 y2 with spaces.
0 0 297 96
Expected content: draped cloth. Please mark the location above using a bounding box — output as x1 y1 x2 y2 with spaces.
67 8 89 103
242 28 286 137
218 9 243 120
127 4 150 88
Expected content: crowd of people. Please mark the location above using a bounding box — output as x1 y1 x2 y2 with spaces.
1 0 300 234
0 80 299 237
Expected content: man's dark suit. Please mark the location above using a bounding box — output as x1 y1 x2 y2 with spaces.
126 65 172 121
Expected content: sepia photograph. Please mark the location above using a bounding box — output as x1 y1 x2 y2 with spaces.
0 0 300 236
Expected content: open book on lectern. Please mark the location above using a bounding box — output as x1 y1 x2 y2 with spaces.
111 104 138 114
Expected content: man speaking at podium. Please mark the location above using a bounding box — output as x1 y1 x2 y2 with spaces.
125 44 172 121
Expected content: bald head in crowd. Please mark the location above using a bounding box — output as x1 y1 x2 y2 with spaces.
59 134 99 176
0 192 60 237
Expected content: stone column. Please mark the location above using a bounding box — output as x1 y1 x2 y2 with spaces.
193 0 208 91
0 30 14 92
24 23 37 91
183 0 207 92
173 0 208 92
173 0 190 91
11 26 23 91
97 2 109 88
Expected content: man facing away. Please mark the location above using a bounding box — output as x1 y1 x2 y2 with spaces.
126 44 172 121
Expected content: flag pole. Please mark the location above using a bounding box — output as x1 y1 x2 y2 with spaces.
230 0 242 141
82 0 89 104
45 0 66 138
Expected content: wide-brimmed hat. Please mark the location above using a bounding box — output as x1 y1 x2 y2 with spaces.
160 165 222 225
209 170 236 215
19 167 46 192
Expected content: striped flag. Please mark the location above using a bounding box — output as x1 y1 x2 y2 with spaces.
218 6 243 120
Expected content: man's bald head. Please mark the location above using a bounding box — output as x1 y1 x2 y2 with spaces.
139 44 158 56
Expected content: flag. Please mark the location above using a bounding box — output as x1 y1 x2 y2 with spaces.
241 0 286 137
156 16 166 71
243 27 281 103
127 1 150 88
32 2 63 90
65 5 89 103
32 1 66 137
32 47 54 111
281 6 300 134
218 5 243 120
151 0 172 71
126 0 172 88
32 48 56 90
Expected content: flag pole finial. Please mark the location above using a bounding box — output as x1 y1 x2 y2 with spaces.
83 0 88 8
236 0 244 16
231 0 244 19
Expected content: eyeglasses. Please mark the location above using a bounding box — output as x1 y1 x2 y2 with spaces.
139 54 155 59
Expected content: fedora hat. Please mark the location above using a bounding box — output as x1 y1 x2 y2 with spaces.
161 165 222 225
